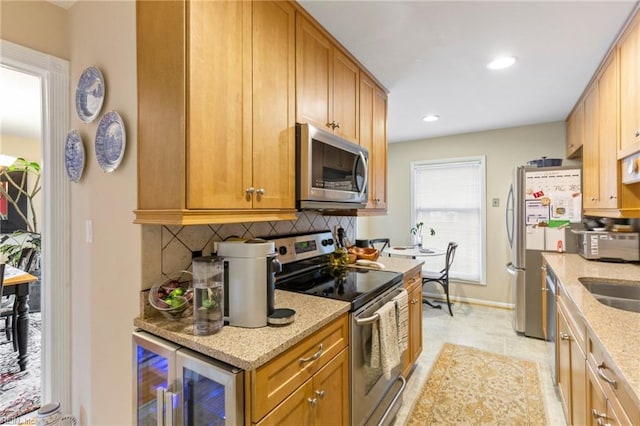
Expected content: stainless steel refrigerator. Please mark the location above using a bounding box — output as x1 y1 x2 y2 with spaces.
506 165 582 339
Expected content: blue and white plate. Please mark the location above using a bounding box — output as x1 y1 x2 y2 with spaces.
75 66 105 123
95 111 126 173
65 130 85 183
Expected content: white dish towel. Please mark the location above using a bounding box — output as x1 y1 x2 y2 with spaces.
370 300 401 380
393 288 409 354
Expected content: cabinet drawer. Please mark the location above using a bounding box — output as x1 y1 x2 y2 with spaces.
251 315 349 422
403 265 422 293
558 291 586 354
587 332 640 425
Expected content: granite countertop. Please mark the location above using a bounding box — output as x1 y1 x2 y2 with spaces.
134 257 421 371
542 253 640 407
134 290 350 370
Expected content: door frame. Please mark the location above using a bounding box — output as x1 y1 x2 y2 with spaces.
1 39 71 412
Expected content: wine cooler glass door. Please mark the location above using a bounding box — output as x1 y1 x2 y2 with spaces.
176 348 244 425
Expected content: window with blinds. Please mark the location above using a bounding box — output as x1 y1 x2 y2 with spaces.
411 156 486 283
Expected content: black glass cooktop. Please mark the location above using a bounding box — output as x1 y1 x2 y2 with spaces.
275 264 402 311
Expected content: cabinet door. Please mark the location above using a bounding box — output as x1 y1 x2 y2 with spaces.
251 1 296 209
296 15 332 132
314 349 349 426
332 49 359 143
557 308 573 423
583 85 600 209
587 363 608 426
188 0 251 209
570 336 587 426
256 380 314 426
598 55 619 209
566 102 584 158
371 87 388 210
408 284 423 368
619 18 640 157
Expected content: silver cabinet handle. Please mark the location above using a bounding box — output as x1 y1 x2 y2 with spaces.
592 408 607 419
559 332 571 341
609 195 617 199
256 188 265 195
596 418 610 426
597 362 617 388
299 343 323 363
315 389 325 399
246 187 255 194
307 397 318 406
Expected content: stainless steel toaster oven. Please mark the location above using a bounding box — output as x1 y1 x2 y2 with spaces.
576 231 640 262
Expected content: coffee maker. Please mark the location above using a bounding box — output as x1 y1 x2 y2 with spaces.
215 240 280 328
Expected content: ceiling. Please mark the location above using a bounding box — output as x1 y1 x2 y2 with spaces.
299 0 639 142
2 1 638 144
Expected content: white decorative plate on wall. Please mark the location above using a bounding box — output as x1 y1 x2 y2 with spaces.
95 111 126 173
64 129 85 183
75 66 105 123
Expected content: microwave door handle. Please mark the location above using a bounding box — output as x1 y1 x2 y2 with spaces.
355 151 369 198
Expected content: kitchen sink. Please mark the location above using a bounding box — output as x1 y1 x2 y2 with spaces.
578 278 640 313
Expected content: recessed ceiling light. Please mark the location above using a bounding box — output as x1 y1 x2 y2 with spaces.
422 114 440 122
487 56 517 70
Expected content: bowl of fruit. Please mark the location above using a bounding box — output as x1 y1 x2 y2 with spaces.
149 271 194 320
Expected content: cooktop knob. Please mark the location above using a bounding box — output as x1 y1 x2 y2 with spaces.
278 246 287 255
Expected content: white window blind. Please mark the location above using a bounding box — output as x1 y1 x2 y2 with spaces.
412 157 485 283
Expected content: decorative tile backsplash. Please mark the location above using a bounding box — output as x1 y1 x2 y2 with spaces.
141 211 356 288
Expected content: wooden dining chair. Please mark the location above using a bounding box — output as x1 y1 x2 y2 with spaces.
422 242 458 316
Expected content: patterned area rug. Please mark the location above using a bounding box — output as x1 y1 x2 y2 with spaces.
407 343 547 425
0 313 41 424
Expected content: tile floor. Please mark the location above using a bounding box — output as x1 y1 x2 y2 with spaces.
393 301 567 425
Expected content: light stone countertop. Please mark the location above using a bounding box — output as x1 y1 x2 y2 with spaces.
134 257 421 371
134 290 350 370
542 253 640 407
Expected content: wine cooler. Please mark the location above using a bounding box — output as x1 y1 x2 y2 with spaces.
132 330 244 425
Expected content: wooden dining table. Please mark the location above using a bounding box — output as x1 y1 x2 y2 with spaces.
3 264 38 371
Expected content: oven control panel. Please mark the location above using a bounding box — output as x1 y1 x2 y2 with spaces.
264 231 335 264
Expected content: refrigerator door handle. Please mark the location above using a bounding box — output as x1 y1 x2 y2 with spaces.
164 390 177 426
506 262 523 276
506 184 514 248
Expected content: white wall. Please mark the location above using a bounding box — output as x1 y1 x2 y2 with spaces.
359 121 580 306
67 2 140 424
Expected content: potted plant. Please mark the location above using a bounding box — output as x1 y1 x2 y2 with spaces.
0 157 42 310
410 221 435 248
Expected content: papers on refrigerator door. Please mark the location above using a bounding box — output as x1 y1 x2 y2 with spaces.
525 168 582 223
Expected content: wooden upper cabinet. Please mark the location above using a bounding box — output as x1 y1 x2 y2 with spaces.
296 13 359 143
136 0 296 224
598 54 620 209
359 74 388 212
251 1 296 209
566 101 584 158
582 85 600 210
618 14 640 158
583 52 621 216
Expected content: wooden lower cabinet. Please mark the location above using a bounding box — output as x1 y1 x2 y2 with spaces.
256 349 349 426
249 315 349 424
557 296 586 426
401 266 422 378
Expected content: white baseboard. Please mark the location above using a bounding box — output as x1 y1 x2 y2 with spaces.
421 291 515 310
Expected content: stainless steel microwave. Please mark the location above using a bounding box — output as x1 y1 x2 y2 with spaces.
296 123 369 210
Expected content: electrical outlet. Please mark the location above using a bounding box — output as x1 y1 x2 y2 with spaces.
492 198 500 207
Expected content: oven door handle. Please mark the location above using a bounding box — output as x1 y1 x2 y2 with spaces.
354 312 380 326
378 375 406 425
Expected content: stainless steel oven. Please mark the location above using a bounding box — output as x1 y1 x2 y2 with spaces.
352 285 407 426
296 123 369 210
266 231 406 426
